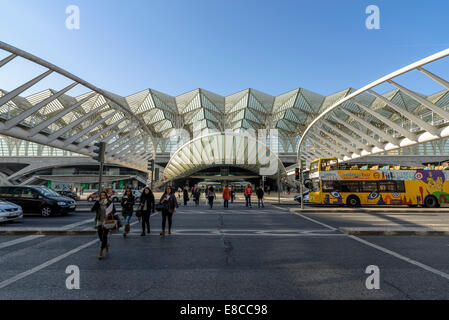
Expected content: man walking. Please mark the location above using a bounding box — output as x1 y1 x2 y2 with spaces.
222 185 231 208
256 186 265 208
244 184 253 208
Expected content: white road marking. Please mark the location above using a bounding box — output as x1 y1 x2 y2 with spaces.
273 205 337 231
281 206 449 282
0 239 98 289
0 218 94 250
60 218 94 230
0 235 44 250
348 235 449 281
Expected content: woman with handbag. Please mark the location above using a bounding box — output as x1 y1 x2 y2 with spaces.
91 191 117 260
159 186 178 236
139 187 155 236
121 188 135 237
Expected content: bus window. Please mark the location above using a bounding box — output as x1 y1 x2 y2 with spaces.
320 159 338 171
311 179 320 192
322 181 337 192
396 181 405 192
360 181 378 193
339 181 360 192
379 181 396 192
310 161 319 173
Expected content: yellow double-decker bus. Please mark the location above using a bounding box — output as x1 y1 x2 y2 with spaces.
307 158 449 208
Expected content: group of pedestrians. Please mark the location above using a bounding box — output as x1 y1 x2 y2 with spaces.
174 183 265 209
91 183 267 259
91 186 178 260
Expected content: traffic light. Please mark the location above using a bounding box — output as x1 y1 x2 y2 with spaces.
295 167 300 180
148 159 155 172
92 142 106 163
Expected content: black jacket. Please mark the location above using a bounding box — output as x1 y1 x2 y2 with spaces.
159 193 178 213
256 188 264 199
121 194 135 216
140 191 155 213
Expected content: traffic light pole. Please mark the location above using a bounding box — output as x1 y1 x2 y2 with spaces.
300 166 304 210
277 167 280 204
98 161 104 196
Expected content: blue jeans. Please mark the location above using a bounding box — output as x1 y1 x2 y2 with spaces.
224 200 229 208
124 215 132 225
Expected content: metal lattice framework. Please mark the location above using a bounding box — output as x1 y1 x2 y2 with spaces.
297 48 449 166
0 41 156 171
163 132 287 183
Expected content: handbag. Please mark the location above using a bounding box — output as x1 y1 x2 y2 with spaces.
103 213 118 230
136 209 142 218
155 202 166 212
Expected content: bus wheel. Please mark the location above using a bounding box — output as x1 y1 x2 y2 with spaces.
424 195 439 208
346 195 360 207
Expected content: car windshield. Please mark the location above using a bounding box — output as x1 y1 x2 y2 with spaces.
36 187 60 197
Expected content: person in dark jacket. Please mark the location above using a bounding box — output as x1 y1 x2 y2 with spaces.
230 186 236 203
139 187 155 236
207 186 216 209
121 188 135 237
256 186 265 208
159 186 178 236
191 184 200 206
183 186 189 206
91 191 117 260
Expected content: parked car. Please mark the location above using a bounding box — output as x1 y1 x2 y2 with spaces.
294 192 309 204
57 190 79 200
111 190 141 203
87 189 115 202
0 200 23 223
0 186 76 217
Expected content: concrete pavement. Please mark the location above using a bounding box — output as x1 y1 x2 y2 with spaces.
1 203 449 299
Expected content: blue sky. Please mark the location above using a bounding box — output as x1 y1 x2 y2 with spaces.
0 0 448 97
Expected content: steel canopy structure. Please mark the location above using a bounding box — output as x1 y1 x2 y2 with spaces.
2 40 449 181
163 132 287 183
0 41 156 172
297 48 449 167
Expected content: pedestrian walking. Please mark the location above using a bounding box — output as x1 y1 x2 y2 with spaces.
222 185 231 208
244 184 253 208
267 185 270 195
177 187 182 199
192 184 200 205
256 186 265 208
183 186 189 206
204 186 208 205
121 188 135 237
230 186 235 203
207 186 216 209
159 186 178 236
139 187 155 236
91 191 118 260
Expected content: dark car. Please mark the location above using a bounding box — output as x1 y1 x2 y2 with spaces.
0 186 76 217
57 190 79 200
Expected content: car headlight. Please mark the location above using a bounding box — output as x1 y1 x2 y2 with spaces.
57 202 68 206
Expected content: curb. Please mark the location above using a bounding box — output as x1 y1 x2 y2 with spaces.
289 208 449 214
339 227 449 236
0 229 97 236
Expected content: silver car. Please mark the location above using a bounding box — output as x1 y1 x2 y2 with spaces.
0 200 23 223
111 190 141 203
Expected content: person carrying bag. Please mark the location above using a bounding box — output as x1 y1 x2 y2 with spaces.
91 191 118 260
159 186 178 236
121 188 135 237
139 187 155 236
